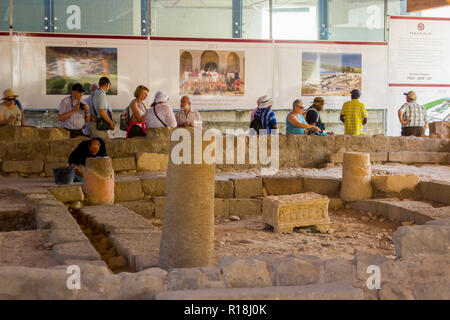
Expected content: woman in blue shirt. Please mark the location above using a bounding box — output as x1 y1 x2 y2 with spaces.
286 99 320 135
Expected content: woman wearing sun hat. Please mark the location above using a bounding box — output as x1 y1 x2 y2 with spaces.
0 89 24 126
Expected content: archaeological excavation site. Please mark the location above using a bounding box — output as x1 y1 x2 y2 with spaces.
0 126 449 300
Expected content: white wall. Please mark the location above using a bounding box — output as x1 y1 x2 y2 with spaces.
0 34 389 129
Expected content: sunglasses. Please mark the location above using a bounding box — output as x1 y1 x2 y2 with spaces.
5 98 15 101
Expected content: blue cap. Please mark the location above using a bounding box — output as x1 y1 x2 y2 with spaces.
350 89 360 98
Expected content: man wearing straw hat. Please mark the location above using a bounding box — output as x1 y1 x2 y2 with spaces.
0 89 24 127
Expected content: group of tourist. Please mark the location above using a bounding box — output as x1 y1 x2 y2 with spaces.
250 89 427 137
0 80 427 138
57 77 202 139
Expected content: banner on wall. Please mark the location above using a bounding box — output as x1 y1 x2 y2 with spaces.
46 46 118 95
387 16 450 135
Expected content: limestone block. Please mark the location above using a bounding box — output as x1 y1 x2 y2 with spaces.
154 196 166 219
379 282 414 300
426 180 450 205
44 162 69 177
119 200 155 219
263 193 330 233
2 160 44 173
36 127 70 140
275 257 324 286
214 199 229 218
117 272 165 300
262 176 303 195
228 198 262 216
372 174 420 193
112 157 136 171
136 153 168 171
412 281 450 300
141 176 166 196
220 258 272 288
303 177 341 196
52 241 101 263
215 178 234 198
354 251 388 281
50 228 89 244
429 121 450 139
82 157 114 205
393 225 450 259
232 177 263 198
80 205 154 234
388 151 448 164
156 282 364 300
49 185 84 203
114 179 144 202
340 152 373 202
324 258 356 283
167 268 203 291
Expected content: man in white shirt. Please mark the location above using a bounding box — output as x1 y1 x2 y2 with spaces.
175 95 202 127
58 83 90 138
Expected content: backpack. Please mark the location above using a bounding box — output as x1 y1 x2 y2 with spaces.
250 111 263 134
119 106 130 131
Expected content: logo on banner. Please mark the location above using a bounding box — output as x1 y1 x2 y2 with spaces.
417 23 425 31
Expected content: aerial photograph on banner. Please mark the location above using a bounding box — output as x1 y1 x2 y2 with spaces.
179 49 245 96
302 52 362 96
46 46 118 95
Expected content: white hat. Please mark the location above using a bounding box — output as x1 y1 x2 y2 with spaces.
154 90 169 104
257 95 273 109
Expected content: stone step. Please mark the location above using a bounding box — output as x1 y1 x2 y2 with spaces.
156 281 363 300
388 151 449 164
351 198 450 224
79 204 155 233
79 204 159 271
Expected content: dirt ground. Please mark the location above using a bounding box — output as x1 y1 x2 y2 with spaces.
0 230 59 268
148 207 401 265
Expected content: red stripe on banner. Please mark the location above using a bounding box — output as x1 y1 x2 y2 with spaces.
389 84 450 87
0 32 10 36
390 16 450 22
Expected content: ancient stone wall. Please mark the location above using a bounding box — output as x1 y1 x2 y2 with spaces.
1 126 449 176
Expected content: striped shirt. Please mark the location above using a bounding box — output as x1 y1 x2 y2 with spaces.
399 101 427 128
341 99 368 135
255 108 277 134
58 96 87 130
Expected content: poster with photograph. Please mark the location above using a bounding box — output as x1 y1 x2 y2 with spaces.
179 49 245 96
302 52 362 96
46 46 118 95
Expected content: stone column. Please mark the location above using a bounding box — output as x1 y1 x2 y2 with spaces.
82 157 115 205
158 128 216 269
340 152 372 202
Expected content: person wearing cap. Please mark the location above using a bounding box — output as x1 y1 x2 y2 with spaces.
90 77 115 139
286 99 320 135
57 83 90 138
147 90 177 128
340 89 368 135
0 89 24 127
83 83 99 136
398 91 427 137
252 94 277 134
306 97 326 134
175 95 202 127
